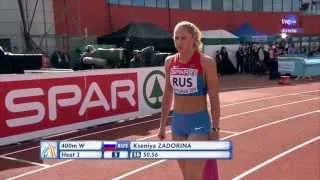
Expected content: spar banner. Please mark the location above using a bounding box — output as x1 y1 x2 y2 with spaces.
0 67 165 146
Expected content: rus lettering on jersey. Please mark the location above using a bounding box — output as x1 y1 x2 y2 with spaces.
170 68 198 94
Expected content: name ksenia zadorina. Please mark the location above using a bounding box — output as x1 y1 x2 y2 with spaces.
133 142 192 150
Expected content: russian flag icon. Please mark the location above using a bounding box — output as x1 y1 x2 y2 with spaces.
104 141 117 151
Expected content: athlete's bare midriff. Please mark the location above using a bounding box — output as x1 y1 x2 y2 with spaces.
172 95 207 113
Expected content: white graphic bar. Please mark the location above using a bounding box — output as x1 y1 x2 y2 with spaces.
59 151 102 159
130 141 232 151
130 151 232 159
59 141 102 150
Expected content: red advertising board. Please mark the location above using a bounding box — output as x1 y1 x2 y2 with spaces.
0 73 138 138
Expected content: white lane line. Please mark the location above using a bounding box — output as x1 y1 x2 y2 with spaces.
0 155 50 168
221 97 319 120
221 130 238 134
134 129 236 141
221 84 319 91
111 110 320 180
232 136 320 180
221 85 275 91
3 90 317 156
221 90 320 107
6 160 73 180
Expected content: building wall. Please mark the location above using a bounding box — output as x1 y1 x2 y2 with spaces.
25 0 56 54
53 1 320 37
0 0 55 53
53 0 108 37
1 0 318 53
0 0 24 51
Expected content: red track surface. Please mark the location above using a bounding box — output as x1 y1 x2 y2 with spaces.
0 75 319 180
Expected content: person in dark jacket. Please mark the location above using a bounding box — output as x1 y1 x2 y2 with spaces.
220 47 237 74
236 46 245 73
269 45 279 80
215 50 222 76
50 48 70 68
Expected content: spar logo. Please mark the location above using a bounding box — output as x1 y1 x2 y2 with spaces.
143 70 165 109
0 73 138 134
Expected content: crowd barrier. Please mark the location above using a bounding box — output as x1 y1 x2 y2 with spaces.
278 55 320 78
0 67 165 146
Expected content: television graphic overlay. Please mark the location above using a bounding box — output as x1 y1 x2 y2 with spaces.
40 141 58 159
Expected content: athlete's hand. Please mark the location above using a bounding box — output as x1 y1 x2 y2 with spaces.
157 128 166 140
210 131 220 140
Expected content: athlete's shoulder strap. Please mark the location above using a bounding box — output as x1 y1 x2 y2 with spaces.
194 51 204 73
166 53 178 70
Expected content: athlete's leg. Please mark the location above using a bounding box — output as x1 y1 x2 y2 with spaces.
172 134 188 179
171 112 189 180
184 111 213 180
185 134 210 180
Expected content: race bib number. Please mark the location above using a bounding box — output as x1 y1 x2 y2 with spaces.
170 68 198 94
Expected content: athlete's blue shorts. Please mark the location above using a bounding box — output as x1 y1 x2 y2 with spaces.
171 110 211 137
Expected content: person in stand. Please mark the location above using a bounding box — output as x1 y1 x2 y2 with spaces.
129 50 143 68
269 45 279 80
236 46 245 73
215 50 222 77
158 21 221 180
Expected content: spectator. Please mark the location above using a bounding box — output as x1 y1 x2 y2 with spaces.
0 46 4 56
42 54 50 68
215 50 222 76
50 48 71 69
269 45 279 80
220 46 237 74
12 46 19 53
236 46 245 73
63 51 71 68
50 48 63 68
288 44 297 55
243 46 250 73
252 45 259 74
256 46 266 75
129 50 143 68
263 45 271 72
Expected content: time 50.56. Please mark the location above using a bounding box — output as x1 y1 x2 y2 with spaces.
130 151 159 159
142 151 159 158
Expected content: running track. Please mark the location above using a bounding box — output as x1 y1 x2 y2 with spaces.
0 75 319 180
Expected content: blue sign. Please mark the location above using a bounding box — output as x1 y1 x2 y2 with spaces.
282 15 297 27
281 15 302 33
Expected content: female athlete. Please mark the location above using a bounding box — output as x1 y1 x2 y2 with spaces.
158 21 221 180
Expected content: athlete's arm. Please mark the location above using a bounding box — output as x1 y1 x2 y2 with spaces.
159 56 174 133
202 55 221 138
